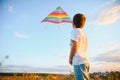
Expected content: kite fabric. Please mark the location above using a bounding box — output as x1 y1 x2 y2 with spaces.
41 6 72 24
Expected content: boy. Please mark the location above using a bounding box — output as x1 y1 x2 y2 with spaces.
69 13 90 80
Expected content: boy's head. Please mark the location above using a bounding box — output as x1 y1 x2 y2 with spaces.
73 13 86 28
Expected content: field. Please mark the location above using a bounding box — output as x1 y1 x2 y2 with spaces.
0 73 75 80
0 71 120 80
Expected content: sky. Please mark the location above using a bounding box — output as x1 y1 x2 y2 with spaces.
0 0 120 73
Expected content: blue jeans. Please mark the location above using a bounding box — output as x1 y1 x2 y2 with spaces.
74 63 90 80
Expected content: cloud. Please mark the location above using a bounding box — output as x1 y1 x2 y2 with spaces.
93 49 120 62
8 5 13 13
1 63 119 73
14 32 28 39
101 0 116 7
102 43 120 50
90 49 120 72
89 5 120 25
0 65 72 74
98 43 120 54
90 62 120 72
53 52 68 58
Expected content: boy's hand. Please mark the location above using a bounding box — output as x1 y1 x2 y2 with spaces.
69 58 72 65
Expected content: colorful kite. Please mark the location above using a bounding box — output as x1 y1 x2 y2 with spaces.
41 6 72 24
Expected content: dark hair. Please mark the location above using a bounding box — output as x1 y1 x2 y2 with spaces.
73 13 86 28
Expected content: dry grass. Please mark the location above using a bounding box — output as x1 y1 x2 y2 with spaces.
0 73 75 80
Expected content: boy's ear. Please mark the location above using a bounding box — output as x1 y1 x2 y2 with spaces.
72 23 75 27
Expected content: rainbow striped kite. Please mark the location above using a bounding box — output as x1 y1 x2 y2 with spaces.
41 6 72 24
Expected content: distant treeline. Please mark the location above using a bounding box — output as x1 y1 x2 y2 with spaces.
0 72 49 76
90 71 120 80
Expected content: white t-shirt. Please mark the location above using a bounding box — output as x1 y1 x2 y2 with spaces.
71 28 89 65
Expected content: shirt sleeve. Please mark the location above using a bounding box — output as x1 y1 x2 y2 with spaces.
71 30 80 42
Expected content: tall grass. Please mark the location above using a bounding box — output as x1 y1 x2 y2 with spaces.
0 73 75 80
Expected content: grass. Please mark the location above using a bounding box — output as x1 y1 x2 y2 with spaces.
0 72 75 80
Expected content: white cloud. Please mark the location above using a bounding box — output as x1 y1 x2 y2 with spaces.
14 32 28 39
93 49 120 62
53 52 68 58
90 62 120 72
0 65 73 74
90 49 120 72
99 43 120 53
1 63 119 73
93 5 120 25
104 43 120 50
8 5 13 13
101 0 116 7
